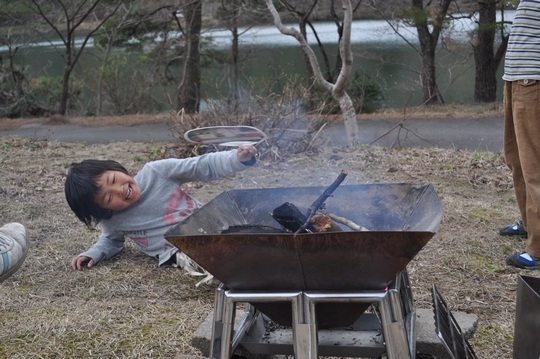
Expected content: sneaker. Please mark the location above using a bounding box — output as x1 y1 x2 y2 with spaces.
0 223 28 283
499 220 527 237
506 252 540 270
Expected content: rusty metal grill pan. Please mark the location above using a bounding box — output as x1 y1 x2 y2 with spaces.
165 183 442 328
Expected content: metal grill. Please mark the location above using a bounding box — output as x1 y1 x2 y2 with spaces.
166 183 444 359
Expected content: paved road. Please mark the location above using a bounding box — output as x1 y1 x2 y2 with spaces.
0 116 504 153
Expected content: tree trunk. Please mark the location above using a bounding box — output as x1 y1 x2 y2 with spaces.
59 68 71 115
473 0 498 103
336 91 359 144
59 42 73 116
413 1 438 104
229 25 240 113
23 0 121 116
419 44 440 104
330 0 343 81
177 0 202 114
411 0 452 105
299 20 316 111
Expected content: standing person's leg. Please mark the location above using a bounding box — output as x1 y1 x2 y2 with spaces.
501 81 528 236
0 223 28 282
506 79 540 268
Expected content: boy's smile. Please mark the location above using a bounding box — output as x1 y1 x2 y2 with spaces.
94 170 141 211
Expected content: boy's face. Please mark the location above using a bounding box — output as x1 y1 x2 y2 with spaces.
94 170 141 211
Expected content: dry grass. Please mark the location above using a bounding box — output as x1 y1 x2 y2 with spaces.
0 123 537 358
355 102 504 121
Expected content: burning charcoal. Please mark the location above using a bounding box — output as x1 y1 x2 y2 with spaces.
309 213 342 232
271 202 313 233
272 170 349 234
295 170 348 234
271 204 341 233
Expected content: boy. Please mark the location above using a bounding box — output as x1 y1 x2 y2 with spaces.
65 146 257 278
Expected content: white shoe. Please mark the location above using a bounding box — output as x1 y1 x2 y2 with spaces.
0 223 28 283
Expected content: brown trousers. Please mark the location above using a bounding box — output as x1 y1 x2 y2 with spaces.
504 80 540 257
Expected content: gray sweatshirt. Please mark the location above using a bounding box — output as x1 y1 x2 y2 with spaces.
79 150 254 266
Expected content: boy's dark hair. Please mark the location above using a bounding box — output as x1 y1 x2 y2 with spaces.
64 159 131 228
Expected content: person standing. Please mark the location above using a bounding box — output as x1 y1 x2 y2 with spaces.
503 0 540 269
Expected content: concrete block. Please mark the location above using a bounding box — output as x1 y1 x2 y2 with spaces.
415 308 478 359
192 311 215 357
191 309 274 359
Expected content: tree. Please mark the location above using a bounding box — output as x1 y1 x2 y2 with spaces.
91 1 212 115
91 3 135 116
408 0 452 105
215 0 269 113
274 0 319 110
265 0 360 146
20 0 123 116
371 0 453 105
471 0 509 102
176 0 202 114
326 0 363 82
0 3 29 116
274 0 362 111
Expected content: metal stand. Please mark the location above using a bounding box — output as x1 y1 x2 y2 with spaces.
209 269 416 359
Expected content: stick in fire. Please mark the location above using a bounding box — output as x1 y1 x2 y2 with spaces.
326 212 368 232
293 170 348 235
271 170 369 233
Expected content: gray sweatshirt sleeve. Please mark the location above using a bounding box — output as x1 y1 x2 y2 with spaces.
78 230 125 264
149 150 253 182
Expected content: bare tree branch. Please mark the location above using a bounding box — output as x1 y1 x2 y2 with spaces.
333 0 353 95
265 0 333 92
265 0 360 146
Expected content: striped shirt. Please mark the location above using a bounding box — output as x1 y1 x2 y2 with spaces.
503 0 540 81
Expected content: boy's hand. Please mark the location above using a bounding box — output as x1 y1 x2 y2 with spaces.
237 144 257 162
71 256 94 270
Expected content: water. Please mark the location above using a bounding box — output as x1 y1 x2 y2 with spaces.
2 13 512 112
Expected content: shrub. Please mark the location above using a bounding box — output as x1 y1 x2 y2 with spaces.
93 54 164 116
169 73 332 159
348 69 387 114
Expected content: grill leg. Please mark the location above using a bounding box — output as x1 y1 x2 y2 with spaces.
378 290 413 359
292 293 317 359
211 288 306 359
210 285 228 359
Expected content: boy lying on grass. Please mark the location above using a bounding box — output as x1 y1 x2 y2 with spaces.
64 145 257 283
